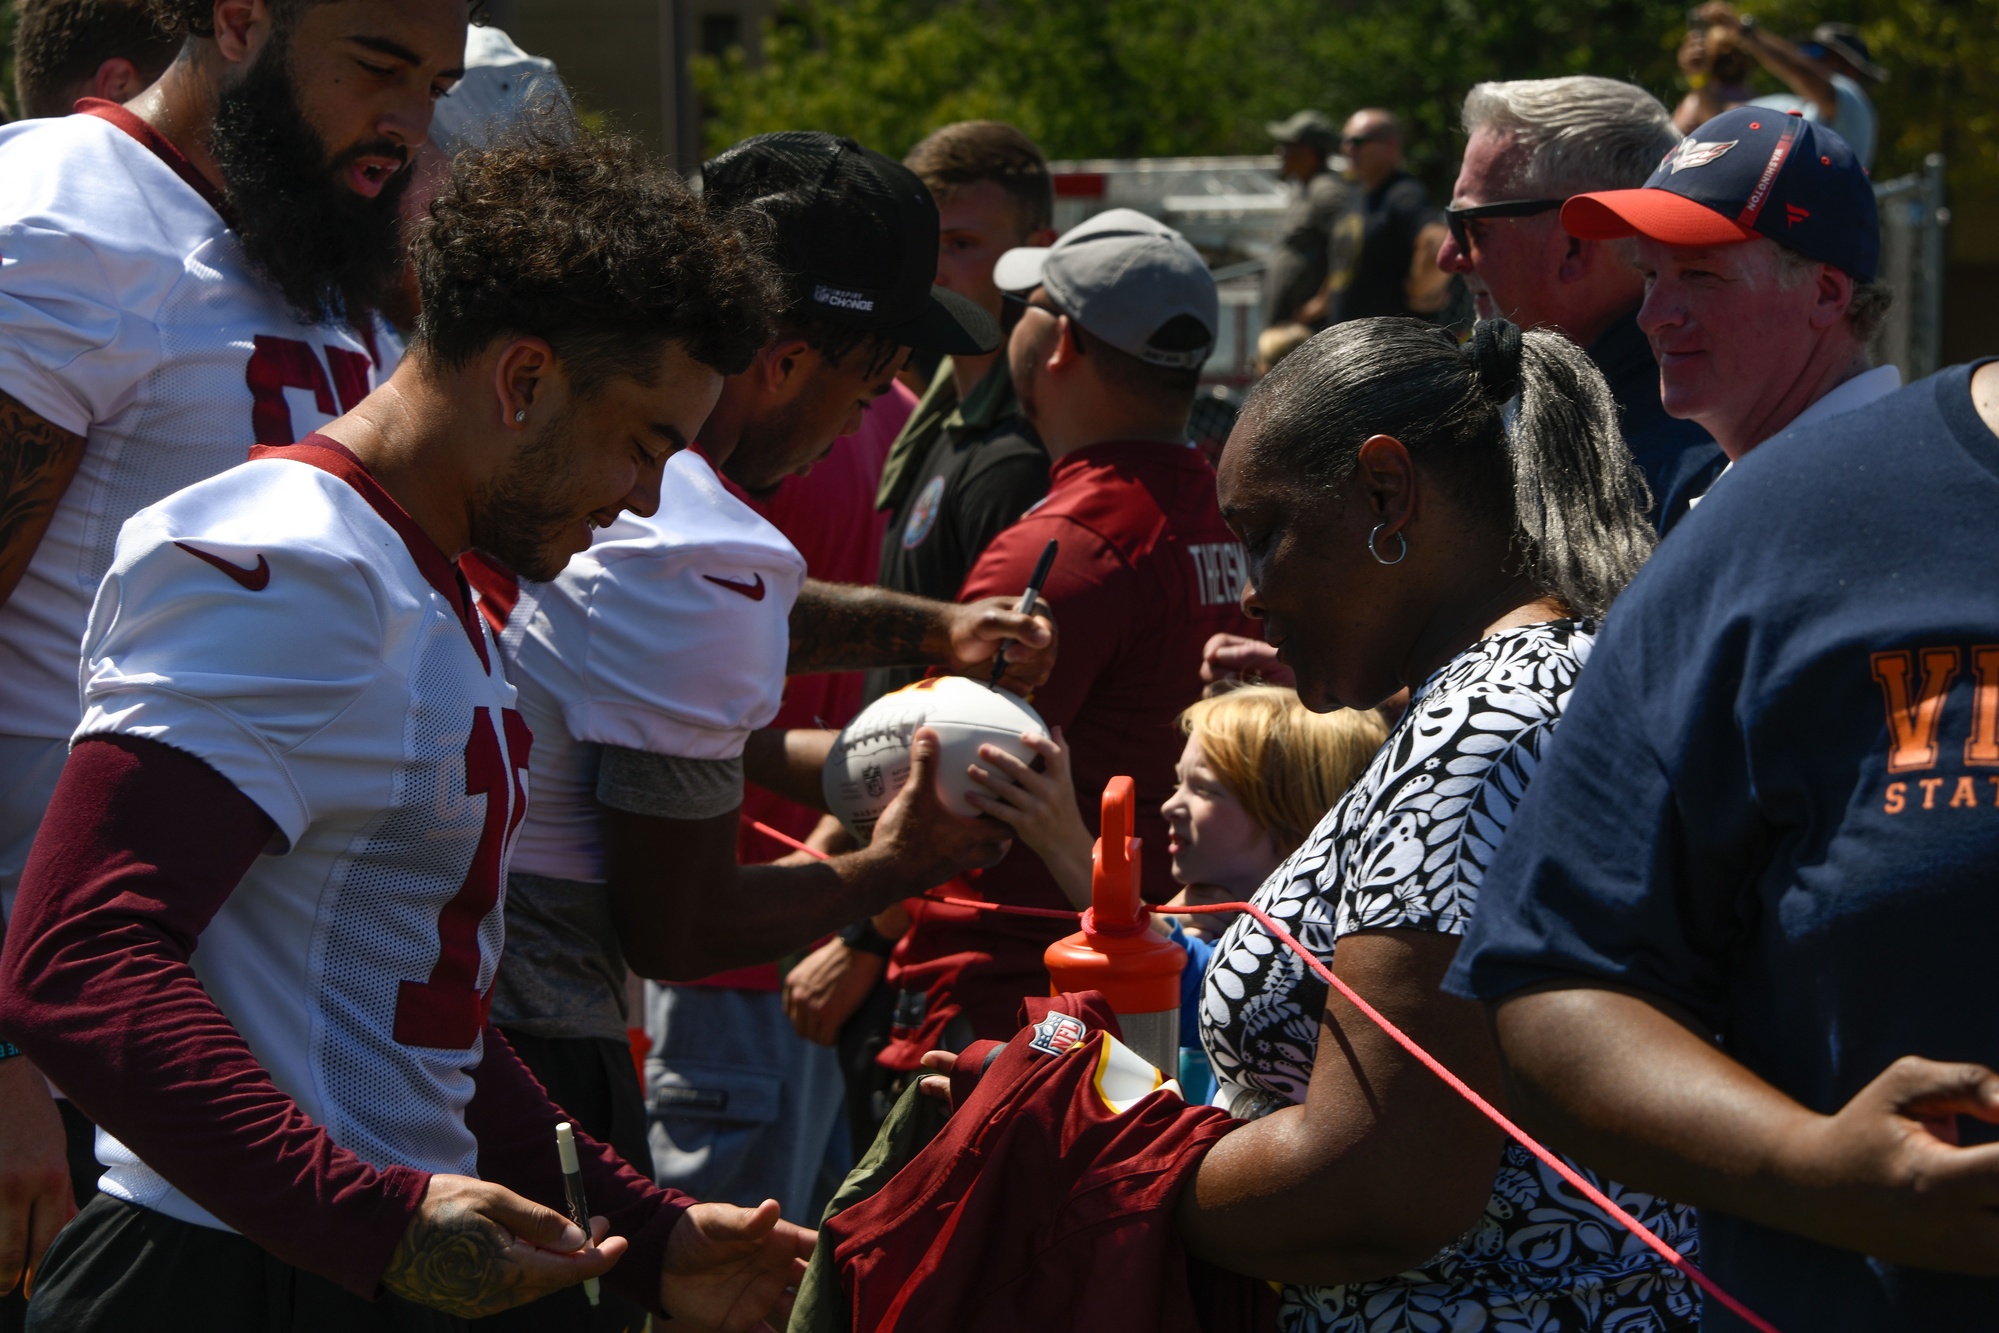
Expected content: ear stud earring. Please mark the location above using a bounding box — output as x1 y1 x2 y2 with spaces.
514 410 527 423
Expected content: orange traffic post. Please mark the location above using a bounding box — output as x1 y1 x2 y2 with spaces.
1044 776 1186 1074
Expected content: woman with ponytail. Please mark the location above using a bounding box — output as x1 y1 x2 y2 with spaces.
1176 317 1696 1330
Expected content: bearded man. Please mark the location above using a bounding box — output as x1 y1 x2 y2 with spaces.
0 0 466 1300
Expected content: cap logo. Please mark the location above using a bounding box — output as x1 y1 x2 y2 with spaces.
1735 120 1800 230
1785 203 1812 227
1670 139 1738 173
811 283 876 313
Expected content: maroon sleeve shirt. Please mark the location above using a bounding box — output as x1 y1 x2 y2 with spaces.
0 734 689 1307
824 991 1275 1331
880 441 1257 1065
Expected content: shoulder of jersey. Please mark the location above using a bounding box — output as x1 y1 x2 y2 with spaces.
584 448 806 576
116 455 415 592
0 115 219 252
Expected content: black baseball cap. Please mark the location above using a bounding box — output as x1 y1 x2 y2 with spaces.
1562 107 1879 282
1803 23 1887 84
701 131 999 356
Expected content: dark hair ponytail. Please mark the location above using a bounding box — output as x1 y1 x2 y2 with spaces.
1238 316 1654 619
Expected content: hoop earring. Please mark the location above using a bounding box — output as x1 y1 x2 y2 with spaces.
1368 523 1407 566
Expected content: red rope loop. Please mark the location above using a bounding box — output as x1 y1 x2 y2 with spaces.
740 817 1780 1332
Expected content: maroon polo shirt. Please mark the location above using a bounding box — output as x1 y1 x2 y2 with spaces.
880 439 1256 1066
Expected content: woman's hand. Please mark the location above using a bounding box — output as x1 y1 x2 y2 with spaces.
1177 929 1506 1285
962 727 1094 909
1200 633 1295 689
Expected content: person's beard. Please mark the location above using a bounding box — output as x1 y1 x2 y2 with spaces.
468 408 595 583
210 35 410 326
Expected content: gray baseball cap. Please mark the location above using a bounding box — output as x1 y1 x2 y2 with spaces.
992 208 1218 370
1265 109 1339 154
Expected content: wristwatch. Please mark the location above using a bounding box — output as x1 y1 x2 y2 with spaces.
0 1040 24 1064
837 919 895 957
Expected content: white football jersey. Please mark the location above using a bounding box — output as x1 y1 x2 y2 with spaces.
489 448 806 883
75 439 525 1233
0 106 397 746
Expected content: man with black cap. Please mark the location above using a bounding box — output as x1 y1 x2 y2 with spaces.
874 210 1257 1078
465 132 1057 1314
1446 105 1999 1331
1559 106 1896 499
1262 110 1353 327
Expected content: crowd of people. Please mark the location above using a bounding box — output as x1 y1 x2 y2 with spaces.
0 2 1994 1332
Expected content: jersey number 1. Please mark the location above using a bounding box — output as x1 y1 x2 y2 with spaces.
393 707 531 1049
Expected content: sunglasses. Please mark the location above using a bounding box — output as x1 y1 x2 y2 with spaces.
1340 134 1388 149
1443 197 1566 253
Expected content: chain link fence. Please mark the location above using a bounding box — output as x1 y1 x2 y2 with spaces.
1868 155 1949 382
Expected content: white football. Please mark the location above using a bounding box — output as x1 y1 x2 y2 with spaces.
823 676 1048 841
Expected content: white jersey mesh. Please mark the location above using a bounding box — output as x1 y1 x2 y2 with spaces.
501 449 804 883
80 454 521 1232
0 112 397 747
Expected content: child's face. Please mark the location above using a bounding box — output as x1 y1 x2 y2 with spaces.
1159 734 1287 897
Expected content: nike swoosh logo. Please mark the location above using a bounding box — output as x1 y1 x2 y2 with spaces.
703 573 766 601
175 541 271 591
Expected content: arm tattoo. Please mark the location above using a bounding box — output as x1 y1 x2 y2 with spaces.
0 390 87 609
788 579 944 674
380 1196 527 1318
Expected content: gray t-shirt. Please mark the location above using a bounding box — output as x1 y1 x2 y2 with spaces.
1263 171 1351 324
1751 72 1876 169
489 746 743 1042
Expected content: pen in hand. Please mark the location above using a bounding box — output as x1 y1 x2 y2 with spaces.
555 1121 601 1307
989 539 1058 688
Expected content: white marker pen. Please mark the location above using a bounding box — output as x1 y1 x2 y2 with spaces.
554 1121 601 1307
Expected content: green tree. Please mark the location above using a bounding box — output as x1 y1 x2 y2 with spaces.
697 0 1993 214
0 0 18 122
1750 0 1999 254
695 0 1696 186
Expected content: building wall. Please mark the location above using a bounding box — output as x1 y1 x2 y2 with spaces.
482 0 775 171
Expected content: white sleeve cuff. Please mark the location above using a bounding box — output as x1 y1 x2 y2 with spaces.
75 687 312 849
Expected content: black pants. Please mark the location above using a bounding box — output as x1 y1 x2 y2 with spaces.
836 984 975 1162
467 1030 654 1333
26 1194 460 1332
836 982 903 1160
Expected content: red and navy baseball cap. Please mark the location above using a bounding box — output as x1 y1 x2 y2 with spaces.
1562 107 1879 282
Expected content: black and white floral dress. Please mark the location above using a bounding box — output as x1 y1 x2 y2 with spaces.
1200 621 1700 1333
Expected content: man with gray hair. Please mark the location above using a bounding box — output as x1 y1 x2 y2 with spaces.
1562 106 1895 499
1438 75 1724 532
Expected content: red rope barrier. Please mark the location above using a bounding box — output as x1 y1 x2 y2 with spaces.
741 816 1780 1331
1210 898 1780 1333
745 819 1097 918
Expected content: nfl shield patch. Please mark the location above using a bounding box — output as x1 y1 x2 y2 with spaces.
1027 1010 1090 1057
